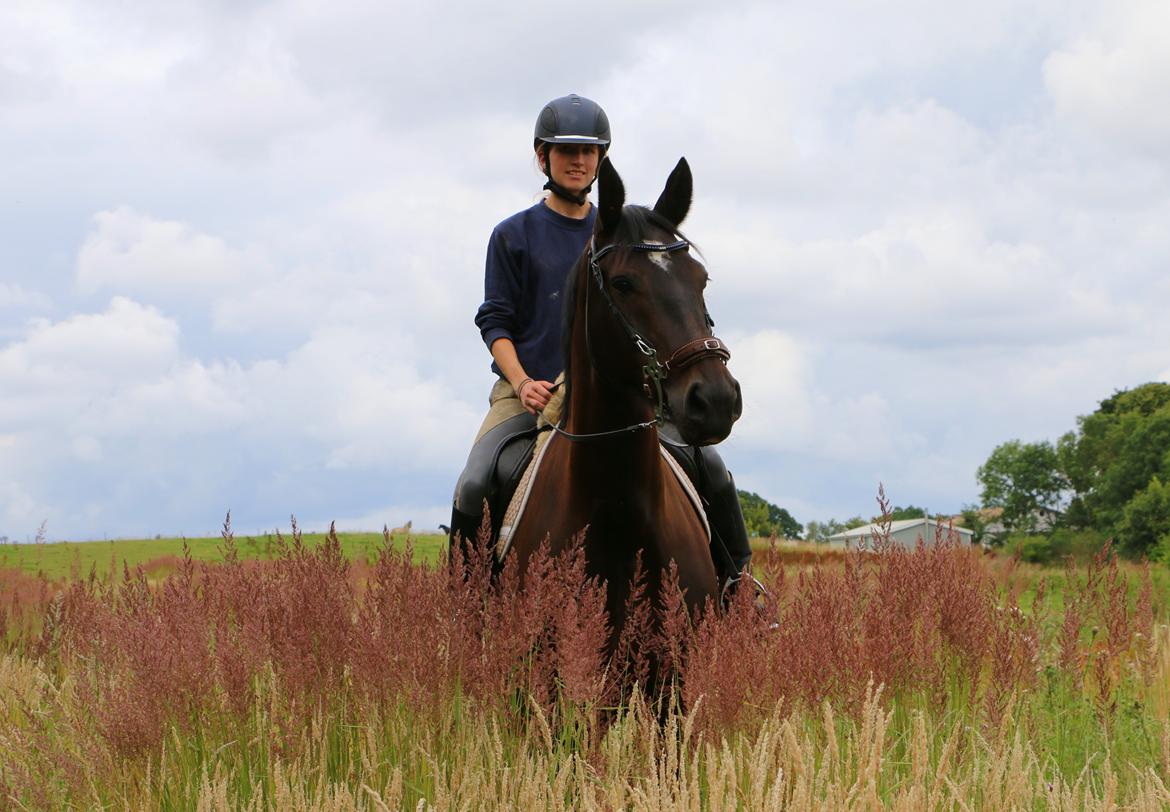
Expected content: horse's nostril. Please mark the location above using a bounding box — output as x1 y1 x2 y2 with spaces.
685 382 710 420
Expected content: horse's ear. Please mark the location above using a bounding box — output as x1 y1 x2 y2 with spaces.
597 156 625 235
653 157 692 227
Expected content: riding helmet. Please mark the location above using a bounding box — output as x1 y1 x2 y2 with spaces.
533 94 611 152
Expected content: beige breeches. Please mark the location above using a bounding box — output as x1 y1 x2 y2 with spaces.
474 378 528 443
474 374 566 443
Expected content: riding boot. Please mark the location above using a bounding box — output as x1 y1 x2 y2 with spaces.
705 474 754 595
447 503 486 562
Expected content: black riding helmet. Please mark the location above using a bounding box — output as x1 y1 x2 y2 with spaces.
534 94 610 206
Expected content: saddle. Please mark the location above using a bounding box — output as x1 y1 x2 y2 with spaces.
493 394 710 560
468 386 711 561
461 412 542 547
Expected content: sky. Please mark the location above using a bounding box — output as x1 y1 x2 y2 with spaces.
2 0 1169 541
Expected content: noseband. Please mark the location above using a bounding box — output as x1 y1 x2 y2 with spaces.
554 234 731 442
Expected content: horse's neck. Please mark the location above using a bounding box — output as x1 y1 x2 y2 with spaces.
563 375 663 488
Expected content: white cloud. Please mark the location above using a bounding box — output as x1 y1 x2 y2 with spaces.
1044 0 1170 156
714 209 1122 349
0 296 178 386
76 208 261 300
2 0 1170 537
723 329 813 452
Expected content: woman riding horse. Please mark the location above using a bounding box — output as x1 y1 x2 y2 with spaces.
449 93 753 594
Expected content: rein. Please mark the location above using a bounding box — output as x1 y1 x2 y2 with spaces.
555 234 730 442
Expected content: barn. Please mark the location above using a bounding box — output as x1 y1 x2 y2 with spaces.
826 517 975 549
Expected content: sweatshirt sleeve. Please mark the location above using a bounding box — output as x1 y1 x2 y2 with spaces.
474 224 524 351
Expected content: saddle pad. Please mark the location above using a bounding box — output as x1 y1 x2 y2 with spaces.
659 445 712 542
495 433 712 561
496 428 554 561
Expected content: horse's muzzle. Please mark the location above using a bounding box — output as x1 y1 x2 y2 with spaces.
675 368 741 445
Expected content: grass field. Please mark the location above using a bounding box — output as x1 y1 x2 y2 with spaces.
0 532 792 581
0 529 447 580
2 528 1168 809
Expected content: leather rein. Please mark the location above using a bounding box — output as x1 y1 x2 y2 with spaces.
553 235 731 442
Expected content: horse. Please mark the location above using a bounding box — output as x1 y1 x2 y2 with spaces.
507 156 742 654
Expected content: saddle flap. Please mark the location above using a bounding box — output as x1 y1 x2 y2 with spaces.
497 430 555 560
496 434 711 562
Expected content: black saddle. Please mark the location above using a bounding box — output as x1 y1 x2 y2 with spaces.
452 413 712 554
453 412 543 545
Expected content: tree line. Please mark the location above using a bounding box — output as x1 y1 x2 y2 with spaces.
735 491 937 543
977 381 1170 559
737 490 803 539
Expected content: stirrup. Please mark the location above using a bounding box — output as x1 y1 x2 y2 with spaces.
720 571 768 603
720 573 779 631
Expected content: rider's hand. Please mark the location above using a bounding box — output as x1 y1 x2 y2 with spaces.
518 379 553 415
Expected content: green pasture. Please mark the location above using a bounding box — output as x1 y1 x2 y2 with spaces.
1 532 782 584
0 531 447 581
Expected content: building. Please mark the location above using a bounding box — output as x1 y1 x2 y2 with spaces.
826 517 975 549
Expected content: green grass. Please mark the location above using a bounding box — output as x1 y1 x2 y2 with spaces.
1008 558 1170 622
2 536 1168 807
0 531 447 581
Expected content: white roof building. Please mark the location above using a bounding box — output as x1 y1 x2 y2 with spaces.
826 517 975 549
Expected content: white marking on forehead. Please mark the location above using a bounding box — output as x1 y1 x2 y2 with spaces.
642 240 674 273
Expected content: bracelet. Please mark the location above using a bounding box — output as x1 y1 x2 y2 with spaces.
516 377 533 397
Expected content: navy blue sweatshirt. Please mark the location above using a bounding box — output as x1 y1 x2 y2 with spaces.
475 201 596 383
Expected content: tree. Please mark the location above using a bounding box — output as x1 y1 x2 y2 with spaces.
805 518 847 543
771 507 803 539
977 440 1066 532
882 505 927 522
980 383 1170 558
959 505 990 546
1058 382 1170 535
1117 476 1170 558
736 490 803 539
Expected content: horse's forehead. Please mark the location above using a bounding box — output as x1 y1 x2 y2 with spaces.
635 232 700 276
642 240 674 273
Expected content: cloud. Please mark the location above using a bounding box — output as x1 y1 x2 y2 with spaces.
723 329 813 452
0 297 178 385
1043 0 1170 157
0 292 482 537
2 0 1170 538
0 283 51 311
713 209 1125 352
76 208 261 300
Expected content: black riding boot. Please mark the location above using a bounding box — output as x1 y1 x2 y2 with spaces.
448 411 538 564
706 473 754 596
447 503 485 556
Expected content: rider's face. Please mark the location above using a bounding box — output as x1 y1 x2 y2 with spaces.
542 144 600 193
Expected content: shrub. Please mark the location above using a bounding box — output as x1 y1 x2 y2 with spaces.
1118 476 1170 557
1152 532 1170 565
1047 527 1110 560
1004 533 1054 563
1003 528 1109 563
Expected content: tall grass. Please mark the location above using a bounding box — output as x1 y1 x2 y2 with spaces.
1 510 1167 808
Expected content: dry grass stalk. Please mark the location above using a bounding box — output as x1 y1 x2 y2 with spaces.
3 506 1168 808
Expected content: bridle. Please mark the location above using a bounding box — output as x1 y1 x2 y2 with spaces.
553 233 731 442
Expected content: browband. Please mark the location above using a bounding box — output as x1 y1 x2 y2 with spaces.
590 239 690 264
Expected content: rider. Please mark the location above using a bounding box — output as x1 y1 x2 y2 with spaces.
449 93 754 592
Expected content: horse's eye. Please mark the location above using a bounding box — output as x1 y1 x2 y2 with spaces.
611 276 635 293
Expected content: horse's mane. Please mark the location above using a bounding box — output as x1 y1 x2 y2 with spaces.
560 205 690 420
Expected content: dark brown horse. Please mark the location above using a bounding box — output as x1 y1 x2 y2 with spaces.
508 156 742 651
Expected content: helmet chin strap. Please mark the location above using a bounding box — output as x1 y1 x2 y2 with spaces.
541 145 595 207
543 177 592 206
